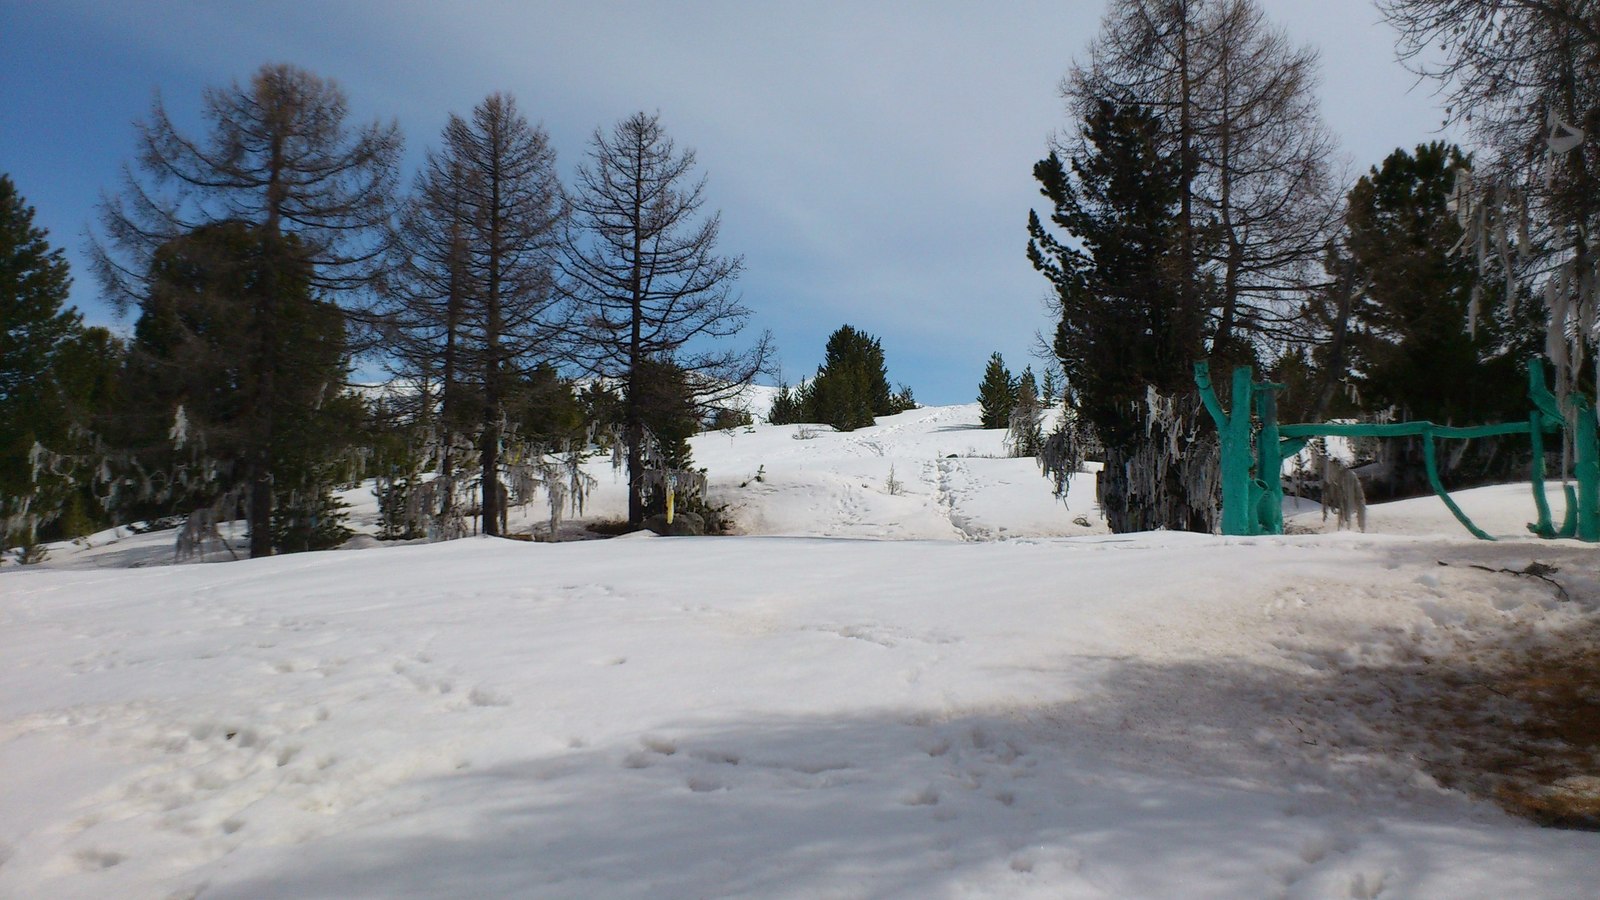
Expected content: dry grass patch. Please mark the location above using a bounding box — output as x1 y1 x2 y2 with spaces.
1403 619 1600 830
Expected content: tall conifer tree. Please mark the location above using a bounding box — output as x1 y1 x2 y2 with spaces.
94 64 399 557
1030 100 1212 532
386 93 566 536
1 175 84 547
978 352 1015 429
561 112 768 526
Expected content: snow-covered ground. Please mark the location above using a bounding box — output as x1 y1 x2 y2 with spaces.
3 403 1598 898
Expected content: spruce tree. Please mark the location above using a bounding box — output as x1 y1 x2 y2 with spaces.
0 175 87 547
978 352 1014 429
1030 101 1197 447
116 221 355 551
800 325 905 431
767 382 802 425
1029 100 1212 532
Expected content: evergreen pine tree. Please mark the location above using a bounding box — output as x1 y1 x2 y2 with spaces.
0 175 93 548
767 382 802 425
801 325 902 431
1341 143 1543 491
978 352 1015 429
1029 100 1212 533
116 221 355 552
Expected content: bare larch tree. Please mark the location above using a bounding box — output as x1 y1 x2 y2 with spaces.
560 111 770 527
1381 0 1600 394
1068 0 1341 358
385 93 567 537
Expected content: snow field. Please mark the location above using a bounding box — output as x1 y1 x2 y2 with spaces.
2 401 1598 897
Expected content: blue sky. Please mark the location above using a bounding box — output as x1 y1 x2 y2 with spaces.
1 1 1453 404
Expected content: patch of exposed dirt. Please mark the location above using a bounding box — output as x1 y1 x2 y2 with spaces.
1382 617 1600 829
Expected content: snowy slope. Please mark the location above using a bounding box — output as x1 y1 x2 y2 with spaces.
3 402 1599 898
691 404 1102 541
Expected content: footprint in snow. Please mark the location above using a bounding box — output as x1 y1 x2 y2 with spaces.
640 735 677 755
73 848 125 871
621 736 678 769
467 686 512 707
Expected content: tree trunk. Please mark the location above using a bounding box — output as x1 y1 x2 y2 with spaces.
1177 0 1200 343
481 150 505 537
248 459 273 558
626 143 647 527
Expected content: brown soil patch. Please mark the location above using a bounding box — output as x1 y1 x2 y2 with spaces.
1407 620 1600 829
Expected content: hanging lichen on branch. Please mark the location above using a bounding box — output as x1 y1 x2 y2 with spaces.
1447 115 1595 399
1096 389 1220 535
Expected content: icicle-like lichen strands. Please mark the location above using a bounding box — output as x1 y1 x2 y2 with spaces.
1514 188 1529 262
567 449 595 518
1037 416 1087 503
169 405 189 450
28 442 49 483
1451 169 1472 229
545 471 567 535
1550 262 1574 389
1588 259 1600 346
1496 209 1516 312
1545 277 1564 363
1477 204 1491 276
1578 262 1599 387
1319 456 1366 532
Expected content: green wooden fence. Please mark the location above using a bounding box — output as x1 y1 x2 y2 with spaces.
1194 360 1599 542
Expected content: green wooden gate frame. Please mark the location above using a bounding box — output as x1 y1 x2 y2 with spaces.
1194 360 1600 542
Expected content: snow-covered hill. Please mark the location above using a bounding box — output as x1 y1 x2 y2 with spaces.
3 402 1598 898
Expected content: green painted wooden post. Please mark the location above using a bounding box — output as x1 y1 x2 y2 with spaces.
1254 381 1286 535
1192 356 1599 544
1195 362 1257 536
1528 409 1554 538
1525 360 1570 537
1420 428 1496 541
1572 393 1600 541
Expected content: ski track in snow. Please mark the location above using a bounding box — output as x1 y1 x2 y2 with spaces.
3 402 1599 898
